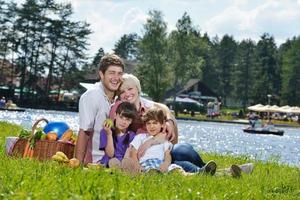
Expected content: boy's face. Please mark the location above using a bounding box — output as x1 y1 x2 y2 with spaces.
145 120 163 136
115 113 132 132
99 65 123 93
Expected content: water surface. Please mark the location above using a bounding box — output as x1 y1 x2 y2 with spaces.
1 109 299 166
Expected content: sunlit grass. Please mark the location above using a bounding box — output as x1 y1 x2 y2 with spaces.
1 121 300 199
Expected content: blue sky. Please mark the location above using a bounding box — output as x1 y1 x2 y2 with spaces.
17 0 300 57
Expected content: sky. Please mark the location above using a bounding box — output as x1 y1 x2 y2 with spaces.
16 0 300 57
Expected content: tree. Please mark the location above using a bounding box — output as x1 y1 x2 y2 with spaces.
200 33 218 92
135 10 169 102
252 33 280 104
215 35 237 106
167 12 204 106
92 47 105 68
280 36 300 105
232 39 256 109
113 33 139 60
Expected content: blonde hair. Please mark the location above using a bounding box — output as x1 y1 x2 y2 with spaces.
120 73 142 94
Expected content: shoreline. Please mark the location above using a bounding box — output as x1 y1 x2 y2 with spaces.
176 116 300 128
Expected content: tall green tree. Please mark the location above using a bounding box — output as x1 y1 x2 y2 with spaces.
280 37 300 105
200 33 218 92
113 33 138 60
168 12 203 96
215 35 237 106
232 39 256 109
136 10 169 102
252 33 280 104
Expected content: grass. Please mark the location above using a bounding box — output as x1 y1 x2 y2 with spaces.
1 121 300 199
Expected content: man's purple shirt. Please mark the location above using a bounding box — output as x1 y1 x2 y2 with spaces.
99 128 135 166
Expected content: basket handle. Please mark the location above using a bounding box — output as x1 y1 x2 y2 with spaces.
31 118 49 138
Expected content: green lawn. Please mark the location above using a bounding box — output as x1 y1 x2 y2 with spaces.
1 121 300 199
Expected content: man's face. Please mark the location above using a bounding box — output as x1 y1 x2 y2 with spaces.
99 65 123 92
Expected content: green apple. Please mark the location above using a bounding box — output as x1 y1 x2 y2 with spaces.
104 118 114 128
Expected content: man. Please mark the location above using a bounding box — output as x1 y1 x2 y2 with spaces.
75 54 125 164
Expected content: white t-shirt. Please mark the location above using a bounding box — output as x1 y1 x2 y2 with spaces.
79 82 111 163
130 133 172 163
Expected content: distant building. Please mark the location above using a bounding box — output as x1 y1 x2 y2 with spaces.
165 79 218 105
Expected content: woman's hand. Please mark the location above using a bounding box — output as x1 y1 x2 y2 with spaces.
163 120 176 143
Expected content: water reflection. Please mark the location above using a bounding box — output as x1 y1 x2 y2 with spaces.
0 109 299 166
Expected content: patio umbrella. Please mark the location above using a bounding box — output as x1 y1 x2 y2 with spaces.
278 105 291 113
247 104 264 112
286 106 300 114
259 105 280 112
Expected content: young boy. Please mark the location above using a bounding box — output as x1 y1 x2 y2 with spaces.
126 107 217 174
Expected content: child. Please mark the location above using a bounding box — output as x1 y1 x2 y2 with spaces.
126 107 218 175
98 102 137 167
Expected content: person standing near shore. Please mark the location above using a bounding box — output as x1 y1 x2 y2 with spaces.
75 54 124 164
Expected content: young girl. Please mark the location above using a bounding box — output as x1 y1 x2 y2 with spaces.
98 102 137 167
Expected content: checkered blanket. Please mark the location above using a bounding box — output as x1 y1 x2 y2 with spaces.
140 158 163 172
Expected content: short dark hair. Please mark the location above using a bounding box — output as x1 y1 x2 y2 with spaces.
116 102 137 120
99 54 124 73
142 107 166 124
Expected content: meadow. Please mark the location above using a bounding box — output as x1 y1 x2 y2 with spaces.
0 121 299 199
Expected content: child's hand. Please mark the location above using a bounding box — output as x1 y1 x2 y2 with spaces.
159 163 169 173
103 122 112 135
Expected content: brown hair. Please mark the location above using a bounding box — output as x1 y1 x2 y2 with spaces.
142 107 166 124
99 54 124 73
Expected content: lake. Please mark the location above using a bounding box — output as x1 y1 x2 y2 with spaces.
1 109 299 166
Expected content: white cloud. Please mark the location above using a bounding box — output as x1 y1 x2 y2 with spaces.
203 0 300 44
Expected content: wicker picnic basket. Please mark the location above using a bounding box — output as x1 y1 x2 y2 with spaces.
10 118 75 160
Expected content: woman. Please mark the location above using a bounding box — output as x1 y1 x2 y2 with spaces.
109 73 213 173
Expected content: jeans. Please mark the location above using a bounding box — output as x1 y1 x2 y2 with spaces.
171 143 206 172
173 161 202 173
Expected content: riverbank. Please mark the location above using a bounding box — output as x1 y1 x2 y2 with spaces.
176 114 300 128
0 122 299 199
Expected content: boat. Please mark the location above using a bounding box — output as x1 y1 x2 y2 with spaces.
243 127 284 136
0 107 26 112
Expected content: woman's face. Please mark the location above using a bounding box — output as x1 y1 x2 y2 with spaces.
119 85 139 104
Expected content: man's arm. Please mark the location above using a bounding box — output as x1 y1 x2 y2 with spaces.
75 129 90 164
160 149 172 172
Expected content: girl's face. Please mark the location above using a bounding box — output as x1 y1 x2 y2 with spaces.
119 85 139 104
115 113 133 132
145 120 164 136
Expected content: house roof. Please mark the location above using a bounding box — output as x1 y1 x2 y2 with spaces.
176 79 201 95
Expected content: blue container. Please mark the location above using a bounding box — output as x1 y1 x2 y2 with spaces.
43 122 69 139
